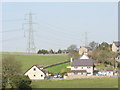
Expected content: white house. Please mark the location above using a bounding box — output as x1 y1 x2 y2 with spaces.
112 41 120 53
67 54 94 76
106 69 114 76
24 65 48 80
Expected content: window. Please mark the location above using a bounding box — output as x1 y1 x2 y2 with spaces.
33 68 36 71
34 75 36 77
74 72 78 75
41 75 43 77
117 49 119 52
87 72 91 74
87 67 91 69
74 67 78 69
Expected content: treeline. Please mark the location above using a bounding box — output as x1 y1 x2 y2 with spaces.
37 49 68 54
67 42 117 67
89 42 117 66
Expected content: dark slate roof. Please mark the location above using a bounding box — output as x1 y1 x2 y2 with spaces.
71 59 93 66
113 41 120 47
106 69 113 71
41 70 48 74
71 70 87 73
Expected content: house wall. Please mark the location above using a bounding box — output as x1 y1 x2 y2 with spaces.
71 66 93 76
79 47 88 55
67 72 87 76
112 43 120 52
24 66 45 80
106 71 113 76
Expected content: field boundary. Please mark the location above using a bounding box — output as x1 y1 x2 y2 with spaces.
43 60 70 69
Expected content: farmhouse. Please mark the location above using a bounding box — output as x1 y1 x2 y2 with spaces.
67 54 94 76
79 46 88 55
24 65 48 80
112 41 120 53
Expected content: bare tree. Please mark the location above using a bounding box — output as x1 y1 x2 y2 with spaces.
89 41 98 50
2 56 22 88
67 44 79 59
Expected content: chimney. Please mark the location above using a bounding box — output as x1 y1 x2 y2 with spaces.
70 58 73 62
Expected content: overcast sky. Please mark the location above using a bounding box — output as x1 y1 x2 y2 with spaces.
1 2 118 52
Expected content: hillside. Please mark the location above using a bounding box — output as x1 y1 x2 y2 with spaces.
2 52 68 73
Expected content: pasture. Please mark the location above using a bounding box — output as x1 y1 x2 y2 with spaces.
2 53 69 73
31 77 118 88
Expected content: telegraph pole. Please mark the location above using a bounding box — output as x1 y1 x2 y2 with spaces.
85 32 88 47
24 12 36 53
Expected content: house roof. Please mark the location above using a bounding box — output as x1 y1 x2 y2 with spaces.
35 64 44 68
71 59 93 66
24 65 47 75
113 41 120 47
80 54 89 59
35 65 44 69
106 69 113 71
71 70 87 73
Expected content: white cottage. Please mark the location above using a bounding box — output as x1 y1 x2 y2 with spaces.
67 54 94 76
24 65 48 80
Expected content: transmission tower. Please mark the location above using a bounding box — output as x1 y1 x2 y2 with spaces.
24 12 36 53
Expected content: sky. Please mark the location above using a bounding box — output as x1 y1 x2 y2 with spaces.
1 2 118 52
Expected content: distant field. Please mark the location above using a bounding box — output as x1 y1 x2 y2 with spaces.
2 53 68 73
31 77 118 88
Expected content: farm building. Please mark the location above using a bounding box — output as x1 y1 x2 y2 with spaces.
24 65 48 80
96 69 114 76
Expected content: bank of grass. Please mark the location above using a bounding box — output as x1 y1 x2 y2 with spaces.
2 53 68 73
47 62 70 73
95 65 113 69
31 77 118 88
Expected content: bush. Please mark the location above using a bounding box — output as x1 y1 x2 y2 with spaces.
9 75 32 89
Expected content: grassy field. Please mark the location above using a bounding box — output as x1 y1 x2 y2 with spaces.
31 77 118 88
2 53 68 73
95 65 113 69
47 62 70 73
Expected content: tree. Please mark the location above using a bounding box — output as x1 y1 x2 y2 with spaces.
67 44 79 59
89 41 98 50
89 44 117 66
2 56 22 88
49 49 54 54
9 75 31 89
57 49 62 54
37 49 49 54
98 42 111 51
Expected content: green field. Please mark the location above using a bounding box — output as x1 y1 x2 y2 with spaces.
1 53 119 88
31 77 118 88
95 65 113 69
2 53 68 73
47 62 70 73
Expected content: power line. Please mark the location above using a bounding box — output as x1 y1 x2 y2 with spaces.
0 29 23 33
